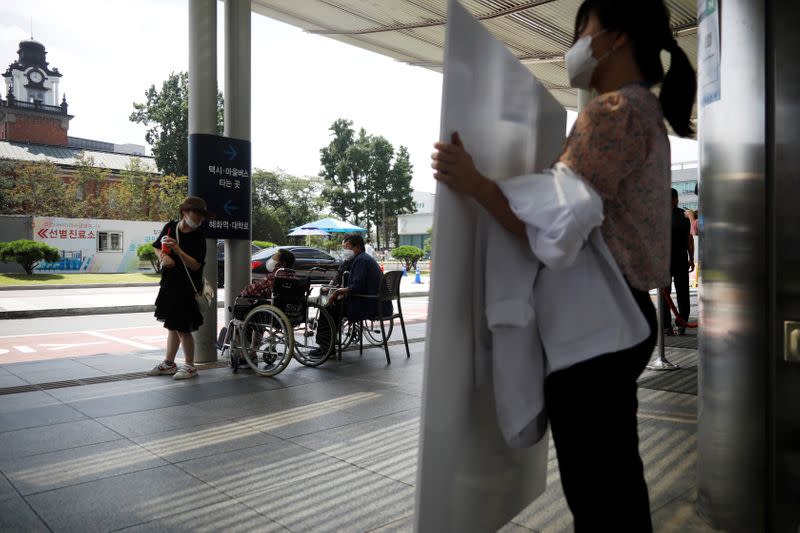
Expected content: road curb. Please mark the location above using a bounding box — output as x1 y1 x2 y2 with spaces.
0 301 223 319
0 292 429 319
0 282 160 291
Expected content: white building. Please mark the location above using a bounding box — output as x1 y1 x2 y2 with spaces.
671 161 699 211
397 190 435 250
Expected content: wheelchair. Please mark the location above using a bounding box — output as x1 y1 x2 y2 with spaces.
216 269 337 376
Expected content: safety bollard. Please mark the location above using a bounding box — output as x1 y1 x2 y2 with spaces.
647 290 680 371
413 266 423 284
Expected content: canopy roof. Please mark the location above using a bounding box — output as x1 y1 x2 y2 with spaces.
292 217 366 233
251 0 698 114
287 228 330 236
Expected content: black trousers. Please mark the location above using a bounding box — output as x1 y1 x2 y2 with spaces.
315 301 341 352
544 286 656 532
661 266 690 329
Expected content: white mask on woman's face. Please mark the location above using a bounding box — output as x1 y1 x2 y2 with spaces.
266 258 278 273
183 215 202 229
342 249 355 261
564 30 613 90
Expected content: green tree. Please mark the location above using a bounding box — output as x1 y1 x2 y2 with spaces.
130 71 224 176
423 227 432 256
364 135 393 244
70 152 112 219
136 242 160 273
150 174 189 221
0 159 16 213
251 168 324 243
381 145 415 248
252 208 285 244
0 240 60 274
5 161 68 216
391 245 424 271
319 119 416 248
107 158 156 221
319 122 371 226
319 118 356 222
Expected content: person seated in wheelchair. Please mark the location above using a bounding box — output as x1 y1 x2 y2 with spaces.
326 233 392 325
239 249 296 300
225 249 304 368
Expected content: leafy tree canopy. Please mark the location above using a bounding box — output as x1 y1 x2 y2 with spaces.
251 169 324 243
391 245 424 270
130 71 224 176
0 240 60 275
319 118 415 248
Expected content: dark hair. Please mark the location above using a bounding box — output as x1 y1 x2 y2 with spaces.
276 249 295 268
574 0 697 137
343 233 365 250
671 187 678 199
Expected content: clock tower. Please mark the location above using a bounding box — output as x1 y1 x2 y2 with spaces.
1 39 72 146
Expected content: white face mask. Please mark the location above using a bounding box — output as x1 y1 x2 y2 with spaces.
183 215 202 229
564 30 613 90
342 249 355 261
266 258 278 273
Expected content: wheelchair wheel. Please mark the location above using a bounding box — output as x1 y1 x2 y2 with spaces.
293 302 335 367
339 318 355 350
241 305 294 376
363 318 394 346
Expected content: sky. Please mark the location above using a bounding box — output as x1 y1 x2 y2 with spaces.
1 0 698 194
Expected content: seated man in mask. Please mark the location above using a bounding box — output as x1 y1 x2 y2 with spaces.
328 233 392 321
312 234 392 357
239 249 296 299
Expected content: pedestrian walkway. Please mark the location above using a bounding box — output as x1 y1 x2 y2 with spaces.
0 319 713 533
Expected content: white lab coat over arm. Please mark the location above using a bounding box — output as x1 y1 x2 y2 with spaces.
484 163 650 448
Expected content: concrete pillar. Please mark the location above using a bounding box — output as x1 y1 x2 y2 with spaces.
223 0 251 324
188 0 218 363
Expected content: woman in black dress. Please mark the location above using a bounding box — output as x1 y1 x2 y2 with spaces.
147 196 209 380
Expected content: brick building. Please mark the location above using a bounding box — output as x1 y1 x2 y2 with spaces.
0 38 158 192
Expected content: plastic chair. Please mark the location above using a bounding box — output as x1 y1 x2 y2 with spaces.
350 270 410 364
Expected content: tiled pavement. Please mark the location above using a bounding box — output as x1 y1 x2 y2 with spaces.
0 322 715 532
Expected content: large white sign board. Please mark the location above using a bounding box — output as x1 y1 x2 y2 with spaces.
33 217 163 273
414 1 566 531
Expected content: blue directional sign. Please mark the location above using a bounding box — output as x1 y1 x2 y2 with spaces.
188 133 251 239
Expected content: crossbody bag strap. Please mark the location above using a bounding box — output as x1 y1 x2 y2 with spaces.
176 224 200 294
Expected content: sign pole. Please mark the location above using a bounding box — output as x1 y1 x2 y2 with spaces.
188 0 218 363
223 0 252 325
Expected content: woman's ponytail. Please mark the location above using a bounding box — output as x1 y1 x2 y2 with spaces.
576 0 698 138
660 38 697 138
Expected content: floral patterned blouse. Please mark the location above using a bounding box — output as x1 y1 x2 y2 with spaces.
240 272 275 298
559 85 671 291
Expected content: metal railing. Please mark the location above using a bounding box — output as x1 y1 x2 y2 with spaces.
1 98 67 115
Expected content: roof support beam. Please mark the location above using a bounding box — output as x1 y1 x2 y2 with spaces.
308 0 557 35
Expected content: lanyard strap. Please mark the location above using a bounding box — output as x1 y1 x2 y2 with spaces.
175 224 199 294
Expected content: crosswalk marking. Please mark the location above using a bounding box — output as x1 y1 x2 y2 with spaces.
39 341 107 351
86 331 157 350
13 345 35 353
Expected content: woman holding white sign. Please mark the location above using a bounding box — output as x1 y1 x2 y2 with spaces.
431 0 696 530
